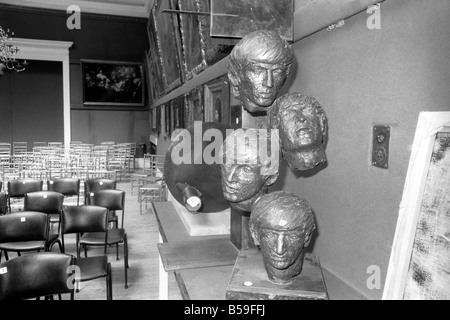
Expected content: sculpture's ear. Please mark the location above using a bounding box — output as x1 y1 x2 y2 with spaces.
304 233 312 247
248 223 260 246
265 172 279 186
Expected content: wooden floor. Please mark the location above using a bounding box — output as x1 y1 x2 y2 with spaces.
5 175 182 300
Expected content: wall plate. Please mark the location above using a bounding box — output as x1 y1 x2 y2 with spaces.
372 126 390 169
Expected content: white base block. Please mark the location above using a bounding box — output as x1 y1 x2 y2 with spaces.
167 191 230 236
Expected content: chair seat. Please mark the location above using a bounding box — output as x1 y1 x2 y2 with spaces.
80 229 125 246
76 256 109 281
0 240 46 252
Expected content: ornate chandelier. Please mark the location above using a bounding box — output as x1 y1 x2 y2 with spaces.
0 26 27 73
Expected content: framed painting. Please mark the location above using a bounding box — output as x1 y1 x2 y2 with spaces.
164 103 172 138
210 0 294 42
154 0 184 93
81 59 145 107
156 105 162 135
147 8 165 100
204 76 230 124
172 96 185 130
383 112 450 300
185 86 204 128
177 0 207 81
197 0 234 66
230 104 242 129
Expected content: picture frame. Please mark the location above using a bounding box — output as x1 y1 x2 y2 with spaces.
164 104 171 138
383 112 450 300
172 96 185 130
204 76 230 124
156 105 162 135
147 8 165 101
177 0 207 81
185 86 204 128
210 0 294 42
81 59 145 107
230 104 243 129
154 0 184 93
197 0 234 66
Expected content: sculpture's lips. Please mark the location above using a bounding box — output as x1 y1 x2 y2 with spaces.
255 92 273 99
296 127 312 134
224 186 237 194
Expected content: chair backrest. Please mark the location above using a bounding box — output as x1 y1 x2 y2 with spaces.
61 205 108 256
7 179 43 198
0 192 7 215
47 178 80 197
62 205 108 235
84 179 117 195
87 189 125 228
0 252 75 300
87 189 125 211
0 211 49 243
24 191 64 214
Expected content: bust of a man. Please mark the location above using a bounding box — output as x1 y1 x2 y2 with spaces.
220 128 279 212
228 30 294 114
268 93 328 172
249 191 316 284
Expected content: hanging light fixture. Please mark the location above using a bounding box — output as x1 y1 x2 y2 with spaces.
0 26 28 73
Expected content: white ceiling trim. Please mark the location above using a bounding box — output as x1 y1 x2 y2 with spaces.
0 0 151 18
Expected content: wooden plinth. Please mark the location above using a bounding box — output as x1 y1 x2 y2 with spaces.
226 249 328 300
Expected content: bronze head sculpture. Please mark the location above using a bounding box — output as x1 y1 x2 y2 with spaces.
228 30 294 114
249 191 316 284
220 128 280 212
269 93 328 172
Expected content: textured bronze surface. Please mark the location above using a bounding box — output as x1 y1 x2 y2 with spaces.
269 93 328 172
249 191 316 284
220 128 279 212
228 30 294 114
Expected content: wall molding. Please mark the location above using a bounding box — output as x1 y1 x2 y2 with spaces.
0 0 151 18
11 38 73 148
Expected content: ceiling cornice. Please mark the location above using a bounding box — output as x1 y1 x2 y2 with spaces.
0 0 152 18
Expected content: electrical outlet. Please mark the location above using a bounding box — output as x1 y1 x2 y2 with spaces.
372 126 390 169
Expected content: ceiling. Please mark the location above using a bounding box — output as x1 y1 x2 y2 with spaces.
0 0 155 18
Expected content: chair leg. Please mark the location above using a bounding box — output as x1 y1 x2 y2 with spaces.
124 233 129 289
107 262 113 300
4 251 8 261
116 243 119 261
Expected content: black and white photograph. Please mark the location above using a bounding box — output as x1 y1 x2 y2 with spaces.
0 0 449 305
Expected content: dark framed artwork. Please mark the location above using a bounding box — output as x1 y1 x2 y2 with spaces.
210 0 294 42
164 103 172 138
156 105 162 135
197 0 234 66
172 96 185 130
204 76 230 125
230 104 242 129
147 8 165 100
154 0 184 93
185 86 204 128
81 59 145 107
177 0 207 81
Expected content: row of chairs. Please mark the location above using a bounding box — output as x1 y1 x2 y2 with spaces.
0 178 128 300
0 206 115 300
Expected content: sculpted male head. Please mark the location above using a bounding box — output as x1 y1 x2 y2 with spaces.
228 30 294 114
249 191 316 284
269 93 328 172
220 128 280 212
